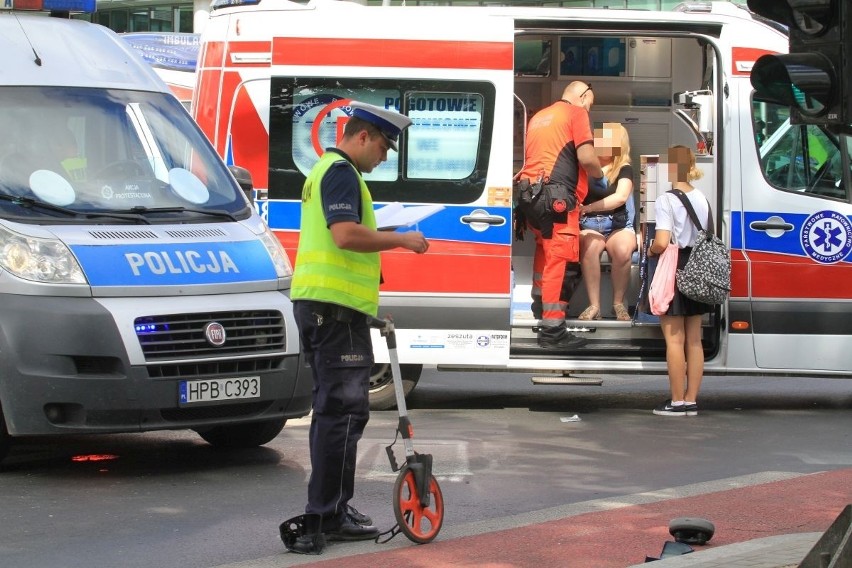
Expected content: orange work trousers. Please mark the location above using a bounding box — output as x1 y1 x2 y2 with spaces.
530 221 580 329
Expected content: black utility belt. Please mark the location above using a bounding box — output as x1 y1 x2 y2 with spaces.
309 301 365 324
583 205 627 217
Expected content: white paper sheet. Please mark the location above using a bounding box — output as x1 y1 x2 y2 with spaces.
374 202 444 230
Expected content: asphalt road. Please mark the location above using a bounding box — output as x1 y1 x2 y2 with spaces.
1 371 850 568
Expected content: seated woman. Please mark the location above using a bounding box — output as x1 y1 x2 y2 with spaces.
577 122 638 321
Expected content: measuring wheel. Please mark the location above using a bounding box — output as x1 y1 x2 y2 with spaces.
393 464 444 544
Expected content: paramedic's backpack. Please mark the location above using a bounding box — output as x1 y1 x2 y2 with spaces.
670 189 731 305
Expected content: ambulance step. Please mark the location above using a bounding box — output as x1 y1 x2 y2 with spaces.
530 375 603 386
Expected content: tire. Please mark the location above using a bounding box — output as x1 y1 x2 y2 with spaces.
196 418 286 448
393 465 444 544
0 404 10 465
368 363 422 411
669 517 715 545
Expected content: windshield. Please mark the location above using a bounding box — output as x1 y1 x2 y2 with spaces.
0 87 248 223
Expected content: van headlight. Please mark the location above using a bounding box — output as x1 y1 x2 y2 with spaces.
0 225 86 284
259 226 293 278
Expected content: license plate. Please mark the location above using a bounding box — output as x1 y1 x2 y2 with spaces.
179 376 260 406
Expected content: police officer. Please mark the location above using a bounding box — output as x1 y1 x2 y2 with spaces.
284 101 429 554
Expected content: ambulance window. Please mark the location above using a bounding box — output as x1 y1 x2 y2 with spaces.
269 78 495 204
515 38 552 77
755 101 848 202
406 92 484 181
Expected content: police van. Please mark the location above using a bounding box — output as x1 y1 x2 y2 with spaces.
0 1 311 464
192 0 852 409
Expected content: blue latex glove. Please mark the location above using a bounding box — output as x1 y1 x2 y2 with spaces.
590 176 609 193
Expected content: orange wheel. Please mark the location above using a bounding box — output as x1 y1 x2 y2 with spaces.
392 465 444 543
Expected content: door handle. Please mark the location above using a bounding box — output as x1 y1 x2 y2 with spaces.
749 220 794 232
460 214 505 226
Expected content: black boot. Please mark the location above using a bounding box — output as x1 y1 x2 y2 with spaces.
538 324 587 349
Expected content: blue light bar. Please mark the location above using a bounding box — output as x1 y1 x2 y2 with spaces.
44 0 96 11
5 0 96 13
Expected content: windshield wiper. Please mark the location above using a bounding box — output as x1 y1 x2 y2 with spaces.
0 194 151 224
124 206 240 222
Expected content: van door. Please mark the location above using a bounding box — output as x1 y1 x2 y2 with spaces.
740 94 852 373
265 14 516 366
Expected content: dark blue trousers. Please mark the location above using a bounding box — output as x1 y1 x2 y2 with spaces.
293 300 373 527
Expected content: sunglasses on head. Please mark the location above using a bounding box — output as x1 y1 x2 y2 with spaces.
580 84 593 97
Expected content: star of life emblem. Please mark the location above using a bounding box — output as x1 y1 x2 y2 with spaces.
800 210 852 264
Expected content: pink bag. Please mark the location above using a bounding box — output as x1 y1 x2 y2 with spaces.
649 243 678 316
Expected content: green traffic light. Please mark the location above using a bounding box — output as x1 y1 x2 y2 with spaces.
751 53 835 118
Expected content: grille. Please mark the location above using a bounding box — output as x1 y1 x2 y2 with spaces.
145 355 285 379
89 229 159 240
135 310 286 361
165 227 228 239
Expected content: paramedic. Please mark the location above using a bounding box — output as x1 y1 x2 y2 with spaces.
516 81 605 349
284 101 429 554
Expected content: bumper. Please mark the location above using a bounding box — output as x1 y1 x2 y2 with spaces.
0 293 312 436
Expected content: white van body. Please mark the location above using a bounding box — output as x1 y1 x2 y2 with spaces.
192 0 852 408
0 10 311 462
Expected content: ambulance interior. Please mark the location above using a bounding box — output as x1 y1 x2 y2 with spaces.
510 31 721 357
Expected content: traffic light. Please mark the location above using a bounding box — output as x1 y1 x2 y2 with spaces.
748 0 850 129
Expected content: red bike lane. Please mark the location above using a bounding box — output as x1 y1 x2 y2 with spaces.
297 467 852 568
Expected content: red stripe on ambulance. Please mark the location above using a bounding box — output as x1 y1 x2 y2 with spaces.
271 38 513 70
277 233 509 294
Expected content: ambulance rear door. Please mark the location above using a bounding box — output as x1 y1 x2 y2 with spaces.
738 86 852 374
265 6 517 366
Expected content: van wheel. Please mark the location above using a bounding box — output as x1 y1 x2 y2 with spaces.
0 404 11 465
196 418 286 448
369 364 422 411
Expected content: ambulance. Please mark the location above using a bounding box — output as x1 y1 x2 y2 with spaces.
193 0 852 409
0 1 311 464
121 32 200 109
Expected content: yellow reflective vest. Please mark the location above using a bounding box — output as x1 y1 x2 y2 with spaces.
290 152 381 316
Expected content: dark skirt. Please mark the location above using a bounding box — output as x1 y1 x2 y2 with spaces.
666 246 713 317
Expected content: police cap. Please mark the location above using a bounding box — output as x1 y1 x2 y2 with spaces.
349 101 412 152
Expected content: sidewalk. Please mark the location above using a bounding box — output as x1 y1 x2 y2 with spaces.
217 468 852 568
627 532 821 567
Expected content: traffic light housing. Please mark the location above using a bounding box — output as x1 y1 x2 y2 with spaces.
748 0 850 129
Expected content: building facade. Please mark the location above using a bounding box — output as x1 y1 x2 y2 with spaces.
83 0 746 34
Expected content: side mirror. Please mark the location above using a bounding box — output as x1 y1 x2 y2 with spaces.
228 165 254 203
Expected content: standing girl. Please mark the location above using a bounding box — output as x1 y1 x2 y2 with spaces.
647 145 713 416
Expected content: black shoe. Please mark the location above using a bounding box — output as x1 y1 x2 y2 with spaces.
652 400 687 416
323 514 379 542
346 504 372 526
538 331 587 350
683 402 698 416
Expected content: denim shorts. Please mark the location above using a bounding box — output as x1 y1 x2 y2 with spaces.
580 208 630 236
580 214 614 235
